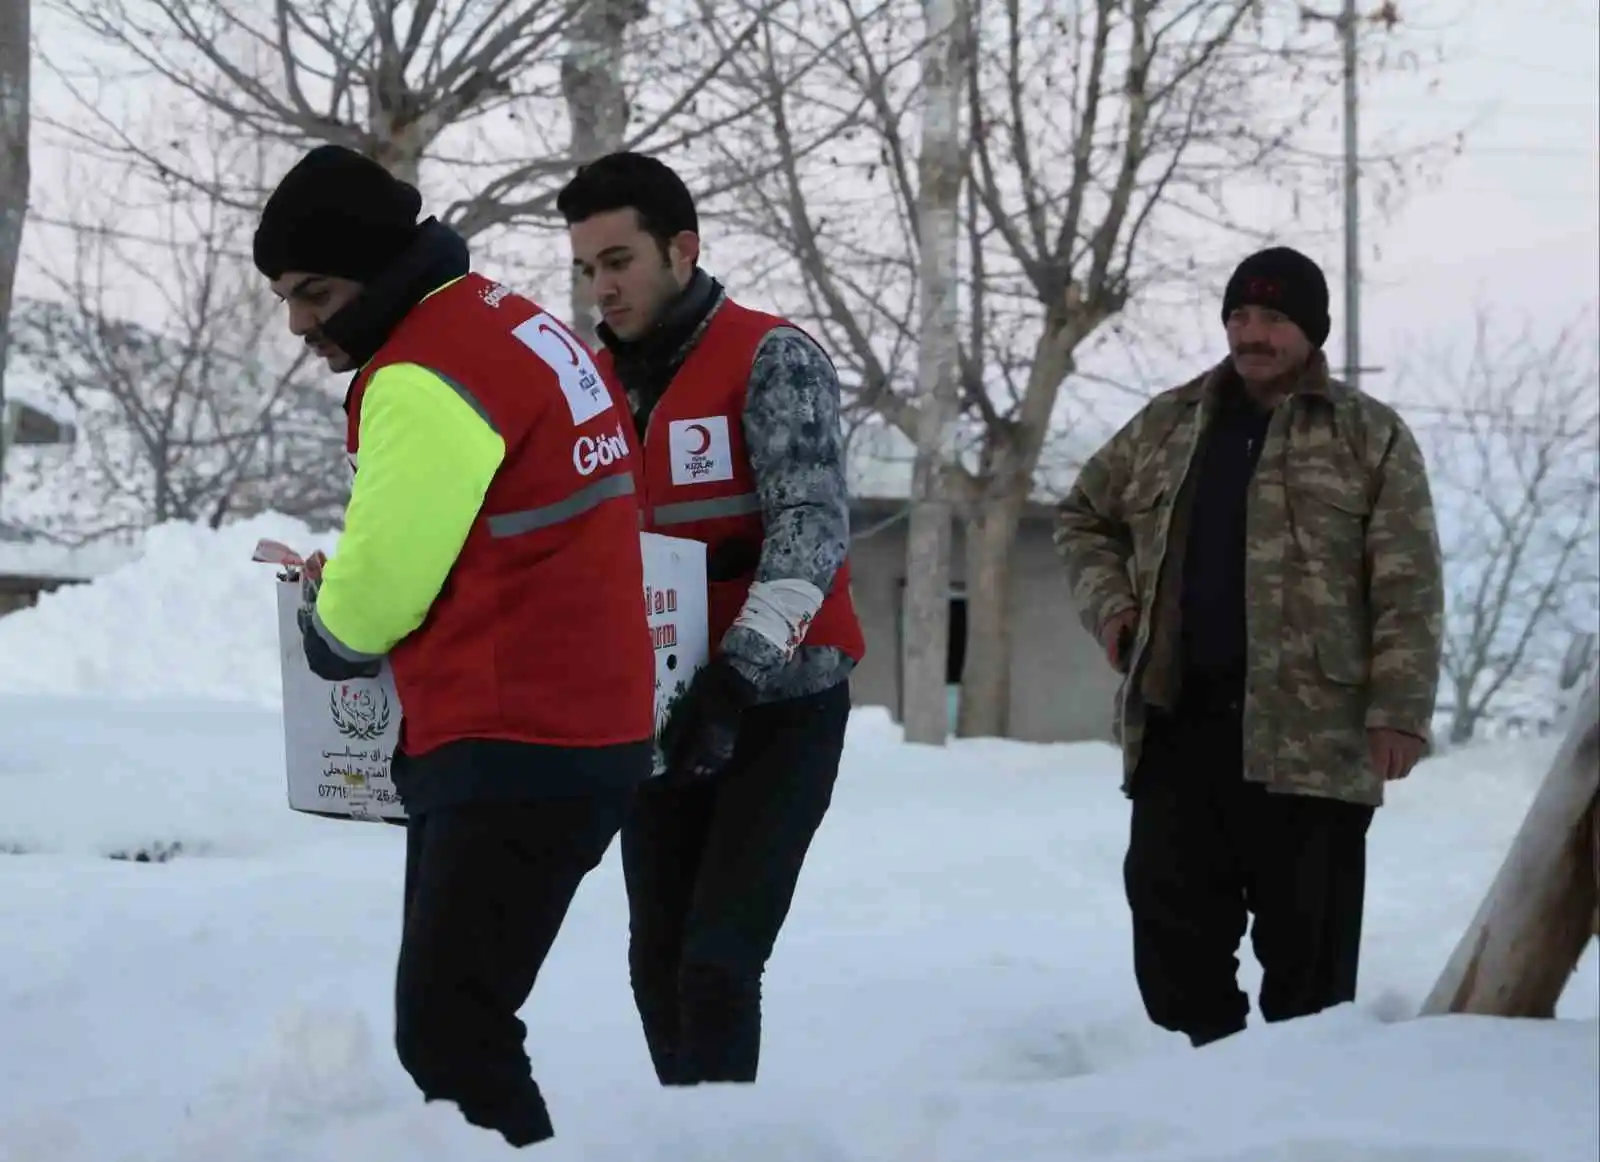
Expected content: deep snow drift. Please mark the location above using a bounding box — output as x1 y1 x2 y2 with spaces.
0 514 336 708
1 517 1596 1160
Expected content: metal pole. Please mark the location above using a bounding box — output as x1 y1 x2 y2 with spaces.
1341 0 1360 389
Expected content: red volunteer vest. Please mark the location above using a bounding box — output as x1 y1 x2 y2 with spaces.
600 299 865 661
345 274 655 757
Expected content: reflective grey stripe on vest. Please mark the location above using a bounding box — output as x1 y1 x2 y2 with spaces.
487 473 636 538
652 492 762 526
426 367 500 434
310 603 384 663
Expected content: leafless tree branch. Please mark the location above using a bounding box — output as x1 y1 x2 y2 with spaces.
43 0 835 242
1405 304 1600 744
708 0 1453 735
0 0 31 516
5 117 349 540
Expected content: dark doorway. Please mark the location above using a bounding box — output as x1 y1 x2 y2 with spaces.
893 581 969 731
946 594 967 684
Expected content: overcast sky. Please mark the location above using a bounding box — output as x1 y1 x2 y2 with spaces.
1055 0 1600 428
1353 0 1598 386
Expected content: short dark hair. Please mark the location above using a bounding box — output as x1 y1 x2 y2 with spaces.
555 152 698 252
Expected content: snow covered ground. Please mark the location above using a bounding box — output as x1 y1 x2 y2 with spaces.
1 518 1597 1161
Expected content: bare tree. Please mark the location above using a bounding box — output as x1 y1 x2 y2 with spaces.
712 0 1443 736
0 0 29 515
1409 307 1600 746
6 139 348 541
43 0 778 244
561 0 649 342
900 0 971 744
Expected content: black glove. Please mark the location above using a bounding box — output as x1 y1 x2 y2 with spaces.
298 604 382 682
658 657 758 780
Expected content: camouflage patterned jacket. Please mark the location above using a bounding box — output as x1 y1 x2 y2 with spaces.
1053 353 1444 807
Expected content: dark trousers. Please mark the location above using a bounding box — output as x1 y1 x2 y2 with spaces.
621 681 850 1086
393 790 630 1147
1124 696 1375 1046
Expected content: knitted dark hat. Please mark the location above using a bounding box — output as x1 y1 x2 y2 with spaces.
253 145 424 282
1221 246 1330 349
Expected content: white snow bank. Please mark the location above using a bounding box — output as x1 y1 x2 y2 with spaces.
333 1010 1599 1161
10 993 1598 1161
0 694 352 857
0 514 336 707
0 697 1594 1160
0 680 1569 878
0 695 1104 859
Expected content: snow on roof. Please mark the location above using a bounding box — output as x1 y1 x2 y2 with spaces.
0 523 140 581
3 365 77 427
5 382 56 417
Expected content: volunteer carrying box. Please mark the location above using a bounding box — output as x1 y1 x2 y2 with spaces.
254 532 709 823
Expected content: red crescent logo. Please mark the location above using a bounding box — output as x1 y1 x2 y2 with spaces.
535 321 580 366
686 423 712 456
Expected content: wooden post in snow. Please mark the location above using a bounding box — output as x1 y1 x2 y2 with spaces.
1591 798 1600 937
1420 679 1600 1018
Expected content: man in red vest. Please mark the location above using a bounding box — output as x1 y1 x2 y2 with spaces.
558 152 866 1087
253 145 655 1148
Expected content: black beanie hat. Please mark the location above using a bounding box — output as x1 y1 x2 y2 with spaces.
1221 246 1330 349
253 145 424 282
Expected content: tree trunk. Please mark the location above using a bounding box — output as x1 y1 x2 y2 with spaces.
372 141 423 190
956 490 1024 737
1420 679 1600 1017
899 0 967 746
1447 674 1479 745
367 97 425 188
0 0 30 516
953 311 1074 739
1591 798 1599 937
561 0 644 346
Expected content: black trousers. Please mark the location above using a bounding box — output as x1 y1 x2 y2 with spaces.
393 789 630 1147
621 680 850 1085
1124 696 1376 1046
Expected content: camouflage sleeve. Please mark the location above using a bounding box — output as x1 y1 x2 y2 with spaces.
1053 415 1141 640
1364 414 1444 739
720 326 850 690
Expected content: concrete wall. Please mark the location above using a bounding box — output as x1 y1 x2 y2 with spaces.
846 503 1121 744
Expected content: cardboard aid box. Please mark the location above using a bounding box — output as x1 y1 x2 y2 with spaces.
254 532 709 823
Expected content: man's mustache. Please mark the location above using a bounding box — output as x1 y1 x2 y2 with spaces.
1234 343 1275 357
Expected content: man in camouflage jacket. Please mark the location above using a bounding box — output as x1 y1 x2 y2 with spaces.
1055 246 1443 1048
